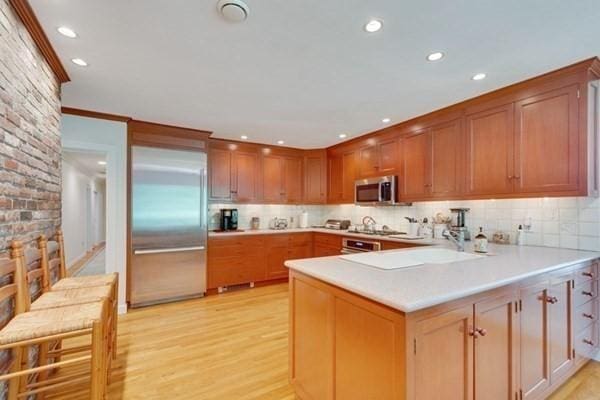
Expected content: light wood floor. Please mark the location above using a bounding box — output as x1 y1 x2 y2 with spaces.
45 283 598 399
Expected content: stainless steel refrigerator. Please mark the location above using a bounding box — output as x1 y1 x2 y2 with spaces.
130 146 207 307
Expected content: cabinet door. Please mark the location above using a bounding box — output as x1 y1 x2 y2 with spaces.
474 294 519 400
548 273 575 381
263 155 283 202
378 138 399 175
519 281 550 399
401 131 430 199
414 305 473 400
328 155 343 202
342 151 358 203
209 148 232 201
290 278 334 400
465 104 515 196
305 155 326 204
335 298 401 399
358 144 379 178
430 119 462 198
283 156 303 203
232 151 259 202
514 85 580 194
266 244 289 279
313 244 340 257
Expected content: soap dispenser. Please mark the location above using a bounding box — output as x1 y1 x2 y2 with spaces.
474 227 488 253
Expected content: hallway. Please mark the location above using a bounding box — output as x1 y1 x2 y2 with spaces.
75 248 106 276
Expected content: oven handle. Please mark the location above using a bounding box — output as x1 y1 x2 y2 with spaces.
341 248 363 254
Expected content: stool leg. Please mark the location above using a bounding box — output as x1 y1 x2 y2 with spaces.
37 342 49 400
112 280 118 360
7 347 23 400
90 319 107 400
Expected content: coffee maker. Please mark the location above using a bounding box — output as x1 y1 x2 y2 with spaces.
219 209 238 231
450 208 471 241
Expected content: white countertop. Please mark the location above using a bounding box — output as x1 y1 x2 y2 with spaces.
209 227 436 246
284 242 600 313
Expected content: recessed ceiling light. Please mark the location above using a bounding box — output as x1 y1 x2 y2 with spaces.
364 19 383 33
240 135 248 140
339 133 348 139
382 118 391 123
71 58 88 67
97 161 106 166
277 140 285 145
57 26 77 38
426 52 444 61
472 73 486 81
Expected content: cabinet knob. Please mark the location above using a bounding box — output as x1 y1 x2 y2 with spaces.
583 313 595 320
582 271 594 278
468 328 479 338
475 327 488 337
582 290 594 297
583 339 595 346
546 296 559 304
508 175 513 179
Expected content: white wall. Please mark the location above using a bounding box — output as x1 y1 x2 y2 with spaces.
61 157 106 265
61 115 128 314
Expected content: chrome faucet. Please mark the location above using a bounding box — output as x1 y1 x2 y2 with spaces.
443 229 465 252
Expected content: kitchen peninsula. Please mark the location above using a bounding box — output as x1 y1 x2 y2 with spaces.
286 244 600 400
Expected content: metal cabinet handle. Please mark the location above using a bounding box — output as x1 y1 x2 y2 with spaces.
134 246 205 255
582 271 594 278
583 313 595 320
546 296 559 304
582 291 594 297
583 339 595 346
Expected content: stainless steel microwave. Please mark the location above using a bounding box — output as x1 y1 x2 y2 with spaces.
355 175 398 205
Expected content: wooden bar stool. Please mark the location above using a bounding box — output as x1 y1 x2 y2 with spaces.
0 242 111 400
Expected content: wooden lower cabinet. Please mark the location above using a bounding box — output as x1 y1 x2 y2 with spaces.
290 261 600 400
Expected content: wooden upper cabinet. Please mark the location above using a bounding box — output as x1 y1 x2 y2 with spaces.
342 151 358 203
358 138 399 178
519 281 551 400
414 305 474 400
401 131 430 199
328 154 343 202
209 148 232 201
473 293 519 400
465 104 515 196
514 84 580 194
283 156 303 203
263 155 284 202
430 119 463 198
231 151 259 202
305 153 327 204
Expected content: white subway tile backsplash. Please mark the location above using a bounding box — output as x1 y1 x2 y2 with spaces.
210 196 600 251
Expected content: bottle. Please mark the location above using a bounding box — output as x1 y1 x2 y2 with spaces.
516 225 524 246
474 227 488 253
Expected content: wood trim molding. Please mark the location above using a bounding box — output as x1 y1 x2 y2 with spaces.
129 119 212 151
8 0 70 83
61 107 131 122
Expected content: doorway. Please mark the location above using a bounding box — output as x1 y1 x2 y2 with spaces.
61 149 107 276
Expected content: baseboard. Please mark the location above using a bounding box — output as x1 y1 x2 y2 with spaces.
593 350 600 362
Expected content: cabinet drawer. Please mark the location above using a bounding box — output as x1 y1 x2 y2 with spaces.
290 233 312 246
208 256 266 288
209 235 265 247
574 263 598 286
575 322 599 360
314 233 342 247
575 280 598 307
209 245 263 258
574 299 598 333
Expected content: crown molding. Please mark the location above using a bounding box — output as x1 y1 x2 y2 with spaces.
62 107 131 122
9 0 70 83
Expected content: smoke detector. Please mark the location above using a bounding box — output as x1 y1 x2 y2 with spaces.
217 0 249 22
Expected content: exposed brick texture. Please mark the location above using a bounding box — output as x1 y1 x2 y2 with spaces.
0 0 62 254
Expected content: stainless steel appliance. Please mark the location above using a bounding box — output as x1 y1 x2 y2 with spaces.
341 238 382 254
355 176 398 205
450 207 471 241
219 209 238 231
323 219 351 230
130 146 207 307
269 217 289 230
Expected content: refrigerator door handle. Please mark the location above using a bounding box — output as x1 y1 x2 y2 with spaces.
134 246 206 255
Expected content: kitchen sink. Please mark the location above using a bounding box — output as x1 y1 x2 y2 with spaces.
339 247 485 270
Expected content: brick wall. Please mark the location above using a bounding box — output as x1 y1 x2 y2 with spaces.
0 0 62 254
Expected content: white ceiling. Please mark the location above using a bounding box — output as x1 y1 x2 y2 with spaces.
32 0 600 148
63 150 106 178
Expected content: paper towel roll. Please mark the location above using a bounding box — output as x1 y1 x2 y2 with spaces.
299 211 308 228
